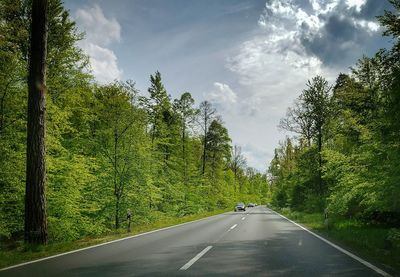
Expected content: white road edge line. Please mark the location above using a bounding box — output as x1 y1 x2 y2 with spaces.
270 208 391 277
0 212 230 272
179 246 212 270
230 224 238 230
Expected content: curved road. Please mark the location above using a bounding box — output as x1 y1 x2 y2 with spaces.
0 206 390 276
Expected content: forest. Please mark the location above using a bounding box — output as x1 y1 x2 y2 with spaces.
0 0 269 244
269 0 400 230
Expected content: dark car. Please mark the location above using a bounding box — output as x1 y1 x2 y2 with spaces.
235 202 246 212
247 203 255 208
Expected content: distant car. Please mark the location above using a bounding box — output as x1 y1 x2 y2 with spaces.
234 202 246 212
247 203 255 208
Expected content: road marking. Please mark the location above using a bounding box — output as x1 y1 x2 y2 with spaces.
270 208 391 277
241 217 246 220
230 224 238 230
179 246 212 270
0 212 230 272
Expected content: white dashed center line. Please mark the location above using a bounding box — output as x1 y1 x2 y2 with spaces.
230 224 238 230
241 217 246 220
179 246 213 271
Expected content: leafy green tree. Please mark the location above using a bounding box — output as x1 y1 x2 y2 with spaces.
206 119 231 179
0 0 28 239
173 92 197 185
198 101 216 175
301 76 332 194
94 81 142 229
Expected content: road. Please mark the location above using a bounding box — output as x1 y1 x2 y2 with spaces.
1 206 390 276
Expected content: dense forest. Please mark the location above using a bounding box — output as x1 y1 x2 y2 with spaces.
269 0 400 226
0 0 269 243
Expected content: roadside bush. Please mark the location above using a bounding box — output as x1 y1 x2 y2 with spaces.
304 194 325 213
387 228 400 249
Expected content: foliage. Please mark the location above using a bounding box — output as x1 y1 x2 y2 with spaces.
269 1 400 224
0 0 269 244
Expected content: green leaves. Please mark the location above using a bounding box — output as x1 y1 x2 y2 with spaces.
271 0 400 220
0 0 269 244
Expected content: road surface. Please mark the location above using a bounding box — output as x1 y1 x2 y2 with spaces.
1 206 390 276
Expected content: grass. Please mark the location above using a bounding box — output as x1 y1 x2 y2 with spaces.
277 208 400 274
0 208 231 269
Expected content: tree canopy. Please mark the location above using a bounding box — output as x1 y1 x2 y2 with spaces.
269 1 400 225
0 0 268 242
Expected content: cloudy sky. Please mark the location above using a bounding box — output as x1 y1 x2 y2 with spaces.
65 0 393 171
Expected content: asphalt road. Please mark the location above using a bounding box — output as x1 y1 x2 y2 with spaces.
1 206 390 276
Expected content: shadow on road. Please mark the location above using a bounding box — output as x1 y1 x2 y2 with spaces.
60 229 381 277
186 229 382 277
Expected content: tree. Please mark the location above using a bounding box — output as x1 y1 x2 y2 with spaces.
94 81 141 229
378 0 400 49
230 145 246 193
206 119 231 178
142 71 171 146
173 92 197 184
25 0 49 244
198 101 216 175
302 76 332 194
279 99 314 147
279 76 331 196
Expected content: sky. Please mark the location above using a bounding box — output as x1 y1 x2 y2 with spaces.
64 0 393 171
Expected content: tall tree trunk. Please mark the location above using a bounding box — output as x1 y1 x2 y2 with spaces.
317 127 323 195
182 122 187 184
202 138 206 175
234 166 237 192
25 0 49 244
202 119 207 175
114 129 119 229
115 196 120 229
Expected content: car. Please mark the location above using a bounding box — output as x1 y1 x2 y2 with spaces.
247 203 255 208
234 202 246 212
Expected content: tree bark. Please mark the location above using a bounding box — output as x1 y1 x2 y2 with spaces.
182 122 187 184
202 118 207 175
25 0 49 244
114 129 119 229
317 127 323 195
115 197 120 229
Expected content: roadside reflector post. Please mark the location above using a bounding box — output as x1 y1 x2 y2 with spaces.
127 209 132 232
324 208 329 230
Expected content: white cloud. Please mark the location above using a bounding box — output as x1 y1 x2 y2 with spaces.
77 41 122 83
207 82 238 106
356 20 380 33
227 0 382 169
223 0 347 170
224 34 337 169
346 0 367 12
75 4 121 46
75 4 122 83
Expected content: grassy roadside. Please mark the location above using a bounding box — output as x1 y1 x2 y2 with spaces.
0 208 231 269
275 208 400 274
